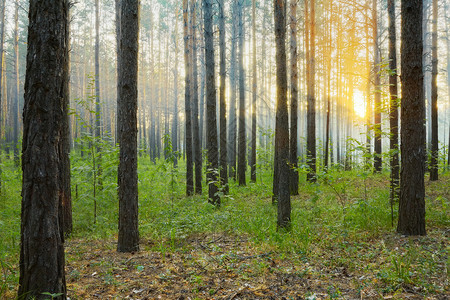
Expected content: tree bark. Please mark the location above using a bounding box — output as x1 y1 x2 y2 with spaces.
0 0 5 194
250 0 257 183
95 0 103 190
228 0 238 180
388 0 399 224
219 0 228 192
172 6 179 168
237 0 247 186
203 0 219 205
191 0 202 194
289 0 298 194
306 0 316 182
274 0 291 230
183 0 194 195
19 0 69 297
429 0 438 181
397 0 426 236
117 0 140 252
373 0 382 173
13 0 20 165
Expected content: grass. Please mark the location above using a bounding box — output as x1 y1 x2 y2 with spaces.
0 149 449 298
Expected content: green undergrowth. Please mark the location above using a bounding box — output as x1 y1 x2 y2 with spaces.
0 150 449 298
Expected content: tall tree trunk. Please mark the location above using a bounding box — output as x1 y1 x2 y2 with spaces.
191 0 202 194
429 0 438 181
13 0 20 165
219 0 228 192
203 0 219 205
61 8 72 237
397 0 426 236
250 0 257 183
183 0 194 195
274 0 291 229
95 0 103 190
172 7 179 168
117 0 140 252
115 0 121 146
365 0 371 168
446 1 450 167
0 0 5 194
289 0 298 194
373 0 382 172
324 0 332 170
388 0 399 224
306 0 316 182
237 0 246 186
228 0 238 179
19 0 69 297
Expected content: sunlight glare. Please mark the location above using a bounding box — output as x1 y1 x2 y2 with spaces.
353 90 366 119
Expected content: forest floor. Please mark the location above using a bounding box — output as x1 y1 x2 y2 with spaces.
1 159 449 300
64 229 448 300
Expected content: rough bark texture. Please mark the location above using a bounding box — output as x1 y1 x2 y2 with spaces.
289 0 298 194
13 0 20 165
388 0 399 221
95 0 103 190
183 0 194 195
324 0 332 170
250 0 257 183
191 0 202 195
219 0 228 192
373 0 382 173
203 0 219 205
429 0 438 181
388 0 400 225
61 6 72 236
306 0 316 182
172 9 179 168
228 0 238 179
117 0 140 252
19 0 69 298
0 0 5 194
237 0 246 186
397 0 426 236
446 2 450 167
274 0 291 230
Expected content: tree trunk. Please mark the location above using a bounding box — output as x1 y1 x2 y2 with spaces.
183 0 194 195
289 0 298 194
324 0 332 170
61 8 72 237
203 0 219 205
117 0 140 252
172 7 179 168
228 0 238 180
95 0 103 190
274 0 291 230
306 0 316 182
373 0 382 172
388 0 399 224
237 0 246 186
219 0 228 192
446 1 450 167
250 0 257 183
397 0 426 236
13 0 20 165
191 0 202 195
19 0 69 298
0 0 5 194
429 0 438 181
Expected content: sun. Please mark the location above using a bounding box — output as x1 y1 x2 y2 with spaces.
353 90 366 119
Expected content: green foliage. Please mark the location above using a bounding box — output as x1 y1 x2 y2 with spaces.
0 142 448 298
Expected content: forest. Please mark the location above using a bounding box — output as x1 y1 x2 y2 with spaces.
0 0 449 299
